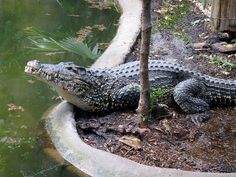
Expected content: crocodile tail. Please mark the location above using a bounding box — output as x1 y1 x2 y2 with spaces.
201 75 236 106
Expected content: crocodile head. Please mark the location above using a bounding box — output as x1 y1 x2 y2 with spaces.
25 60 88 88
25 60 95 110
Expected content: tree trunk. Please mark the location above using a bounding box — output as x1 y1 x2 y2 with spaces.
137 0 152 118
211 0 236 32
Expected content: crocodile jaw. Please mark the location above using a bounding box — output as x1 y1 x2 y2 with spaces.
56 87 93 111
25 60 60 82
25 59 74 96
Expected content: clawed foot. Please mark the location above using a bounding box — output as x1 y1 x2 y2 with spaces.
155 103 173 119
187 112 209 126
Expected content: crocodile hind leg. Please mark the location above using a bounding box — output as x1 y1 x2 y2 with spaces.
110 83 140 111
173 78 210 124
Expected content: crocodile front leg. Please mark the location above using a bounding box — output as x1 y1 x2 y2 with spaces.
110 83 140 111
173 78 210 124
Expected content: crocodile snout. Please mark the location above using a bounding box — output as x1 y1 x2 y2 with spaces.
25 60 41 73
27 60 41 68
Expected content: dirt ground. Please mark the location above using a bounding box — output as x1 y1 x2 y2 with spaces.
76 0 236 172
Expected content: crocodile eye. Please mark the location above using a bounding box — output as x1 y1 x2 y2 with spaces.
66 67 73 71
77 67 86 75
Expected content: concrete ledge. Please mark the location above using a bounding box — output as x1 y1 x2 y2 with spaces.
46 101 236 177
91 0 142 68
45 0 235 176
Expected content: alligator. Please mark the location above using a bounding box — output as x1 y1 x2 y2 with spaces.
25 59 236 124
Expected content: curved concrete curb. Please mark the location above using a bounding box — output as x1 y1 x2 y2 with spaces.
91 0 142 68
46 101 235 177
45 0 236 176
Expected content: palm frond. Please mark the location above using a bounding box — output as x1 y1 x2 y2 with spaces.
54 37 100 60
26 27 100 60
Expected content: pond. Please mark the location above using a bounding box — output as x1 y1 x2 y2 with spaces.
0 0 119 176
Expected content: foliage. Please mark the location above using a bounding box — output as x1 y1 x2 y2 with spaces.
155 0 190 30
150 87 171 109
140 115 149 122
140 87 171 122
153 0 191 42
202 54 236 70
25 27 101 61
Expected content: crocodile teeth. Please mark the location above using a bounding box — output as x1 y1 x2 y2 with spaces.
24 66 32 73
25 65 39 74
46 75 50 80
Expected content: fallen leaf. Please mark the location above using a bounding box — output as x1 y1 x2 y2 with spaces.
68 14 80 17
156 9 168 14
7 104 24 112
212 42 236 53
27 80 35 84
119 135 142 150
93 24 106 31
193 42 207 50
76 26 92 42
161 119 171 133
85 0 111 10
221 71 230 75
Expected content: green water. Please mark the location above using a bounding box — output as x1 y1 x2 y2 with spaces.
0 0 119 176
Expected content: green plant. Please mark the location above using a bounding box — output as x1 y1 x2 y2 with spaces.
154 0 190 31
202 54 236 70
25 27 101 61
140 87 171 122
140 115 149 122
153 0 191 42
150 87 171 109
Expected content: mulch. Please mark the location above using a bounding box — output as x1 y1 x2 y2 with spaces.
75 0 236 172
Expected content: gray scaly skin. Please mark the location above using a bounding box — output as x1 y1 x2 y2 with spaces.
25 60 236 124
